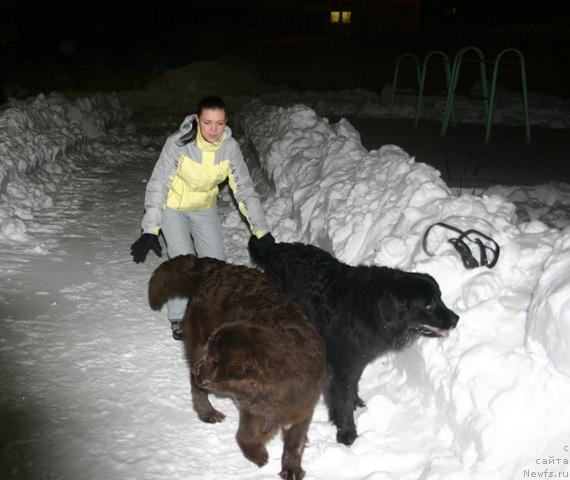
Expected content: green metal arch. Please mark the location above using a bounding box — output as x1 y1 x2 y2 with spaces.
485 48 531 144
441 46 489 137
389 53 421 117
415 50 453 127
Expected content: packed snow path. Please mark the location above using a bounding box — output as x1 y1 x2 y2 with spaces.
0 123 270 479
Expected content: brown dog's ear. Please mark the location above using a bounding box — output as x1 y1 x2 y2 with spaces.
210 324 261 352
207 329 262 382
208 329 242 352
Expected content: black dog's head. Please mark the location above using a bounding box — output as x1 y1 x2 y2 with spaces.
388 272 459 340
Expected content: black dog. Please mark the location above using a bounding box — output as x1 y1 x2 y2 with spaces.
248 234 459 446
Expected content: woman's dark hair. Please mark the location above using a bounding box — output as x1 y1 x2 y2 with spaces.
177 96 228 146
197 96 227 116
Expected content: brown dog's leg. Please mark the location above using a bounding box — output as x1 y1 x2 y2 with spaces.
236 410 273 467
279 416 311 480
186 324 225 423
190 375 225 423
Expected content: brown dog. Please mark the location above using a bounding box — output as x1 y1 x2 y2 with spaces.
148 255 326 480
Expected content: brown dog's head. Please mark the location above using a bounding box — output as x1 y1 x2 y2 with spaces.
192 325 267 395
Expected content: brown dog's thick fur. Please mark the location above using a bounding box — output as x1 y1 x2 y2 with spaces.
148 255 326 480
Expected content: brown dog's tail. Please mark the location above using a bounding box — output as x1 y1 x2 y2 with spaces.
148 255 202 311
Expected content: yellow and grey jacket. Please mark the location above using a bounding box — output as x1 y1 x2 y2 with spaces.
141 123 268 238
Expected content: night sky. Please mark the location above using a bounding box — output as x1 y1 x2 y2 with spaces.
1 0 569 98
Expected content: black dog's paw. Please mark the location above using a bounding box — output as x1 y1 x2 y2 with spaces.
336 427 357 446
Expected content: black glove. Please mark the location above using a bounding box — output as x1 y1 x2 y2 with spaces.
260 232 275 245
130 233 162 264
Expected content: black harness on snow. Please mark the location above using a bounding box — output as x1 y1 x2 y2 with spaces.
422 222 500 269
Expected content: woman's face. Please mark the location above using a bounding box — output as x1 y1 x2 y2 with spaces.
197 108 227 143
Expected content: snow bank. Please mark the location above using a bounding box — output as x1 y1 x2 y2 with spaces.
241 101 570 479
242 102 518 267
0 93 127 241
485 183 570 229
527 226 570 376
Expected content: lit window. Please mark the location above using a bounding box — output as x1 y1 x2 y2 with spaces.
341 11 351 23
330 11 340 23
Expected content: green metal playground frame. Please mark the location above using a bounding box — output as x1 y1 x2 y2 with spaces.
389 46 530 144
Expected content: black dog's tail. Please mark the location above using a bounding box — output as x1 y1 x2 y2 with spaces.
248 233 276 266
148 255 202 311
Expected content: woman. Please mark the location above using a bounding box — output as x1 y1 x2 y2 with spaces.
131 96 270 340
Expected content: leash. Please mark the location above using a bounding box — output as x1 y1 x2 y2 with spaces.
422 222 500 269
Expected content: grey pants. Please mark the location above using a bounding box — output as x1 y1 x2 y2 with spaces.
161 206 226 322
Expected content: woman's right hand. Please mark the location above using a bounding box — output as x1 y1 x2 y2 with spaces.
130 233 162 263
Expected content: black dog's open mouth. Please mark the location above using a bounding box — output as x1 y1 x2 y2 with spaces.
410 324 449 337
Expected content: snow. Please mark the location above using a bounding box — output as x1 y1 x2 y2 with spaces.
1 61 569 480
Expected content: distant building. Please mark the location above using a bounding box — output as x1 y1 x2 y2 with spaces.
231 0 422 45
